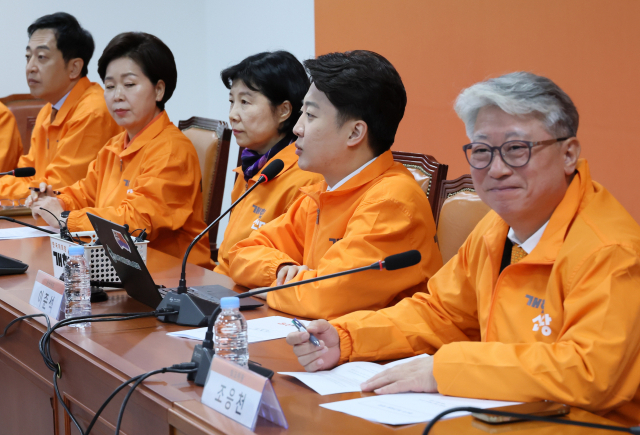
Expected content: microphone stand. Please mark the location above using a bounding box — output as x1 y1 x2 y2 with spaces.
188 261 387 385
156 174 270 326
0 217 57 234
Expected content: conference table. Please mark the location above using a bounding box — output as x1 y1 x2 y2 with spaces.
0 217 624 435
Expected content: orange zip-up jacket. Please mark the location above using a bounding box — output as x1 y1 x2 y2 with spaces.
228 150 442 320
214 144 323 276
58 111 214 270
331 160 640 425
0 102 22 173
0 77 122 200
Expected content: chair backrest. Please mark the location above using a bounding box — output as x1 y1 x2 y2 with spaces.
0 94 46 154
435 174 491 264
392 151 448 220
178 117 231 251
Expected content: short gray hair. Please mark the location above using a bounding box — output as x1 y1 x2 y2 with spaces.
454 72 579 140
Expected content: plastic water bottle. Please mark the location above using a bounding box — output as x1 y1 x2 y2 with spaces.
214 297 248 367
64 245 91 328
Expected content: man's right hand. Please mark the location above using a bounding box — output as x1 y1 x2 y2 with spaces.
285 319 341 372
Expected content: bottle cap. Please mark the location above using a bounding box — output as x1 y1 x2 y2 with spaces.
219 297 240 309
68 245 84 256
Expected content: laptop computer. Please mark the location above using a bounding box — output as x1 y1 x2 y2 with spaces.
86 213 263 313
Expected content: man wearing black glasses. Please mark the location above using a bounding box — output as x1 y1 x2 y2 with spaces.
286 72 640 425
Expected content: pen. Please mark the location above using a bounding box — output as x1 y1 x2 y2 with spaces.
292 318 320 346
29 187 62 195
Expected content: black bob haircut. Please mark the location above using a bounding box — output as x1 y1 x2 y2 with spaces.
304 50 407 156
97 32 177 111
221 51 309 135
27 12 94 78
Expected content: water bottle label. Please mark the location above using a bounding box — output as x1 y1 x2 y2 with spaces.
201 356 288 430
29 270 65 320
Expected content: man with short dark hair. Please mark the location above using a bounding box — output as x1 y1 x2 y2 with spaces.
286 72 640 425
0 12 121 200
0 102 22 173
228 50 442 320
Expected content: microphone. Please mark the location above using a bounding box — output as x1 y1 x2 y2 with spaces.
156 159 285 326
188 250 422 385
0 167 36 177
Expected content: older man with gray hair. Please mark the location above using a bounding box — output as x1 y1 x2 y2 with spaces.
285 72 640 425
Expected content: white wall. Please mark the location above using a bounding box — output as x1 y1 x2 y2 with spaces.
0 0 315 246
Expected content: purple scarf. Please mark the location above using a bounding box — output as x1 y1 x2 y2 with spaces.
241 134 294 181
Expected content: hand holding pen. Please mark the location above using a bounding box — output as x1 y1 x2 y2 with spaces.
286 319 342 372
292 318 320 346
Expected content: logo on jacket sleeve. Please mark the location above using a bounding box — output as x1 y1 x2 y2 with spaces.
251 204 267 230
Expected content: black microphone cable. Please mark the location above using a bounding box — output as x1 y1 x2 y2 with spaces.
34 309 178 434
38 207 85 245
1 308 197 435
114 363 197 435
39 310 177 372
0 313 51 338
421 406 640 434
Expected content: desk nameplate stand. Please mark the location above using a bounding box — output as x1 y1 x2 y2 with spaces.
201 356 288 430
28 270 65 320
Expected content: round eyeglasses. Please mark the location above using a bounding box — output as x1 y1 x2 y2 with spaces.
462 138 570 170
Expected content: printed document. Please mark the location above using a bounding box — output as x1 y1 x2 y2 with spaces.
320 393 520 425
279 354 430 395
167 315 310 344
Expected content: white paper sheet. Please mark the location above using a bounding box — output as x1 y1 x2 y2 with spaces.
278 354 429 395
167 315 310 344
320 393 520 425
0 226 58 240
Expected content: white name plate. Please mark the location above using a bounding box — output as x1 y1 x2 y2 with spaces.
201 356 287 430
29 270 65 320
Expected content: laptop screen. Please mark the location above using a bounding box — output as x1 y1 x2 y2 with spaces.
87 213 162 307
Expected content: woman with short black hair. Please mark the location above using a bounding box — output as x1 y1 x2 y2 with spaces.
214 51 323 276
29 32 213 269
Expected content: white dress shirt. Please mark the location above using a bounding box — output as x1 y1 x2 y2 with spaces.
326 156 378 192
507 221 549 254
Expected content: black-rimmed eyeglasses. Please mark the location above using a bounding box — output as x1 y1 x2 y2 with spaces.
462 138 570 170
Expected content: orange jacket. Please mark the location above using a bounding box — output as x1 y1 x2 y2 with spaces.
0 77 122 200
0 102 22 173
229 150 442 320
58 111 214 270
214 144 323 275
331 160 640 425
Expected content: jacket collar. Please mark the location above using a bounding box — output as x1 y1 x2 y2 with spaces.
484 159 592 267
105 110 171 158
300 150 395 204
49 77 92 128
233 142 300 183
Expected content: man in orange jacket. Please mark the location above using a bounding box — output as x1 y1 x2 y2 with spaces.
0 102 22 173
0 13 121 201
286 72 640 425
228 51 442 320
